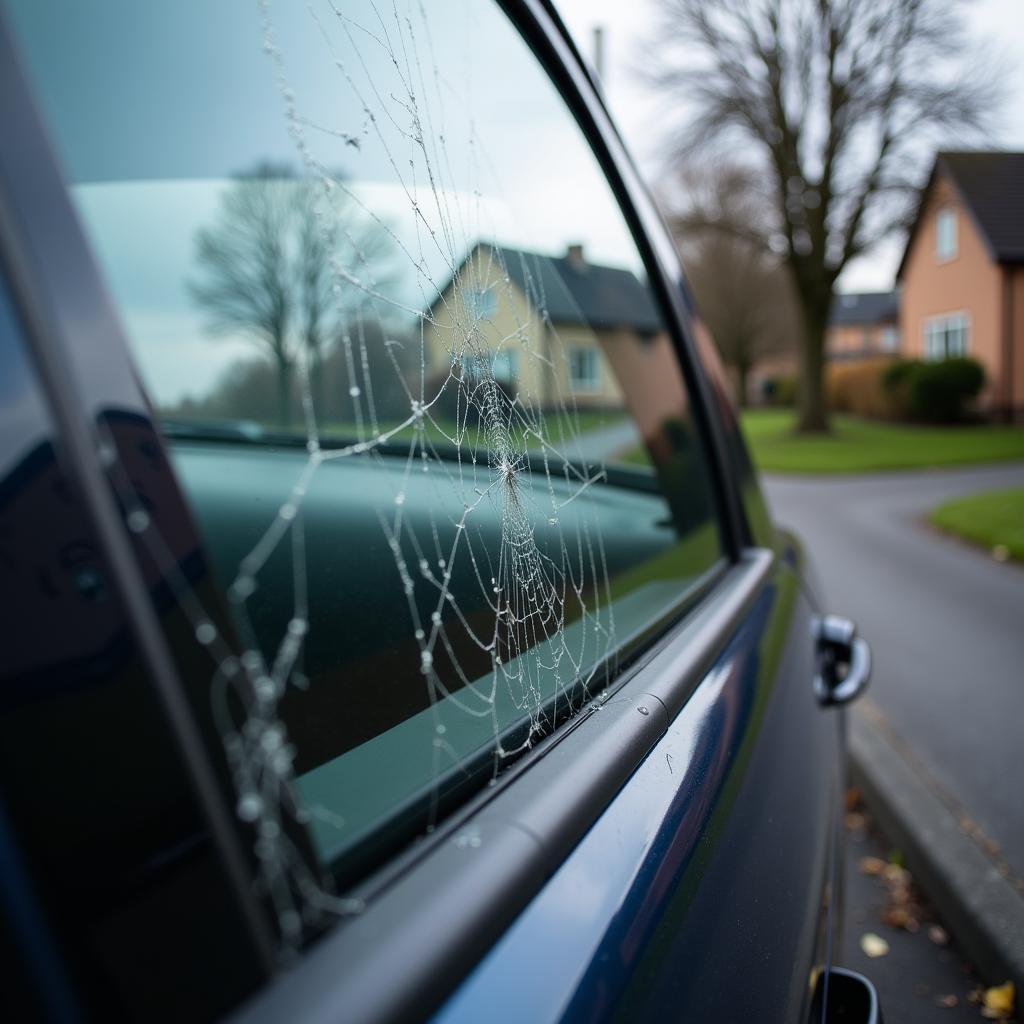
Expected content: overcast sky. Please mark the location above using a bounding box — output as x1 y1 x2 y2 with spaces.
555 0 1024 293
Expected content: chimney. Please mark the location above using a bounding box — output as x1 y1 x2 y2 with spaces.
592 26 605 85
566 243 586 269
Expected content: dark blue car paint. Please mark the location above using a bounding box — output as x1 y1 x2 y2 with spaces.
435 565 837 1023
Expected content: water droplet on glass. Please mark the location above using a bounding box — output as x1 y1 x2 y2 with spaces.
395 493 406 506
261 724 284 751
237 793 263 822
195 621 217 645
127 509 150 533
349 386 361 397
255 677 277 702
637 705 650 717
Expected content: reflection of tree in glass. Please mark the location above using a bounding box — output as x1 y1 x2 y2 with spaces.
189 161 399 427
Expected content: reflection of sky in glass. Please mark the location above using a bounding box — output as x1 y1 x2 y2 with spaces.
9 0 650 405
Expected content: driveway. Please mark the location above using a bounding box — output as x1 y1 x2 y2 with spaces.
764 463 1024 880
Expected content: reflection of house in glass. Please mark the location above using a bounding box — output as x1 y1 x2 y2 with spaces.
422 242 666 411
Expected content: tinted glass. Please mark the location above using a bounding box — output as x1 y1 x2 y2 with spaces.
9 0 725 920
0 272 263 1017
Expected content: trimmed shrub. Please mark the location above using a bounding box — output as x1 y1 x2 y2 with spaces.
905 357 985 423
825 357 899 418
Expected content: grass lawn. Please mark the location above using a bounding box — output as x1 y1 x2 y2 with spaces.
930 488 1024 563
740 409 1024 474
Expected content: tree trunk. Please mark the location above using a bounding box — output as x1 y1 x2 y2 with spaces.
309 347 323 424
735 358 750 409
796 303 830 433
276 356 292 428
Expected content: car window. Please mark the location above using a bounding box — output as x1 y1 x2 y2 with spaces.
7 0 725 942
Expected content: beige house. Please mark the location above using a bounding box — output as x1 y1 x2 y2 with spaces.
423 243 666 411
897 151 1024 419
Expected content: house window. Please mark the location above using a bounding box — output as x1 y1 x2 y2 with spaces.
491 348 517 383
923 313 969 360
464 287 496 321
569 347 600 391
936 208 957 262
881 326 899 352
461 348 517 384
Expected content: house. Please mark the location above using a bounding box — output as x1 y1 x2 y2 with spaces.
897 151 1024 419
826 291 899 361
422 242 667 412
747 290 898 404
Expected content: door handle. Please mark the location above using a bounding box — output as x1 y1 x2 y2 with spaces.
813 615 871 707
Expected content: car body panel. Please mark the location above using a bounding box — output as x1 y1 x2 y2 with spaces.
435 555 836 1023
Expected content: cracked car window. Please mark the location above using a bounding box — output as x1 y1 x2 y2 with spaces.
9 0 725 952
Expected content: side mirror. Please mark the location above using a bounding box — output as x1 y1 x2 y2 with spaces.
813 615 871 707
810 966 883 1023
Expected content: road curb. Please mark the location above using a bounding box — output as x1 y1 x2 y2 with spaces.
849 706 1024 992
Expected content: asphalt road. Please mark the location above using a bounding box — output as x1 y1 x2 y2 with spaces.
764 463 1024 882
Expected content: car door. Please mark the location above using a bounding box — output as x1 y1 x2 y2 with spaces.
0 1 842 1021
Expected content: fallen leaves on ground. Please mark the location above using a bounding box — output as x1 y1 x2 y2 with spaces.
860 932 890 958
980 981 1015 1020
859 856 886 876
859 854 926 933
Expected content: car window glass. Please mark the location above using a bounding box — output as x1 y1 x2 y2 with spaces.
8 0 726 940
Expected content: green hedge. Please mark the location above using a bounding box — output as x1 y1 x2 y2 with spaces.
881 357 985 423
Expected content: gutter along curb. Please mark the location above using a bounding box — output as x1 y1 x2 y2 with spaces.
848 705 1024 994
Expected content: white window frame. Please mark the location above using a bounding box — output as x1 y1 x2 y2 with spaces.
568 346 601 392
935 207 957 263
922 311 970 360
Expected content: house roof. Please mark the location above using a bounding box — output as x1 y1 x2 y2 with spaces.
431 242 662 334
897 151 1024 278
829 291 898 327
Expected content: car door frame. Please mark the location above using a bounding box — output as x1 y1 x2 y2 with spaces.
0 0 836 1020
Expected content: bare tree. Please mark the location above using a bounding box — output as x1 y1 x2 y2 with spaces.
191 163 296 426
645 0 1001 431
668 165 799 405
190 162 400 427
